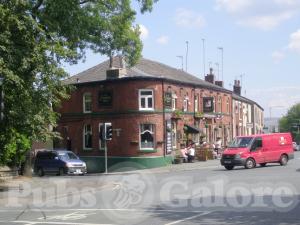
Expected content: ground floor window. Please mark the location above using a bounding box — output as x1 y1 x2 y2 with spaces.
83 124 92 149
98 123 105 150
140 124 155 150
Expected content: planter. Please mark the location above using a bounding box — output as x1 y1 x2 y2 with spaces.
174 157 183 164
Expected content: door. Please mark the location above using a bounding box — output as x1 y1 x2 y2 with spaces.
250 137 265 163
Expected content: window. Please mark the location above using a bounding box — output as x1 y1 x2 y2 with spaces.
226 98 230 113
83 124 92 149
139 89 154 110
218 97 222 113
194 95 199 112
172 93 177 111
83 93 92 113
99 123 105 150
183 96 189 112
140 124 155 150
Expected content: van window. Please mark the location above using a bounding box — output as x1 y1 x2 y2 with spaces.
251 137 262 151
228 137 253 148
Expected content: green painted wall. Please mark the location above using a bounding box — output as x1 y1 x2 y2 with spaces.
81 155 174 173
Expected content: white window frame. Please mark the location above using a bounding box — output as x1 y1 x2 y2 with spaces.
172 93 177 111
183 97 188 112
83 93 92 113
218 97 222 113
139 89 154 111
195 95 199 112
83 124 93 150
139 124 155 150
98 123 105 150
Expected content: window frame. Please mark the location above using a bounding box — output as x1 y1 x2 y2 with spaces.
139 124 155 150
98 123 105 151
139 89 154 111
83 93 92 113
83 124 93 150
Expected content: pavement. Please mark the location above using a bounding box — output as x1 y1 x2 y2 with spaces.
0 152 299 225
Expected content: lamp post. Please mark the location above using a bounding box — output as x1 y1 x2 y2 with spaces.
218 47 223 81
186 41 189 72
202 38 206 76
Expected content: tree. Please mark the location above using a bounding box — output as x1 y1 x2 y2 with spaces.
0 0 157 165
279 103 300 143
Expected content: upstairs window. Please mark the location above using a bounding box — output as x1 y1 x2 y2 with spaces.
183 96 189 112
139 89 154 110
195 95 199 112
83 93 92 113
172 93 177 111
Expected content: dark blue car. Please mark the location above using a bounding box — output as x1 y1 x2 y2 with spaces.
34 150 87 176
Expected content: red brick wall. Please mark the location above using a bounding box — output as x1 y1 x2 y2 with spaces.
57 79 233 156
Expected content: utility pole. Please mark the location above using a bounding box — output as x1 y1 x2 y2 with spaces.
202 38 205 76
218 47 223 81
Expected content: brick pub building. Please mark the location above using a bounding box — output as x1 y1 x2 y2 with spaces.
56 57 262 172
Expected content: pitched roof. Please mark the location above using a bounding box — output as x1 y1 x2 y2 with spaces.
64 57 228 92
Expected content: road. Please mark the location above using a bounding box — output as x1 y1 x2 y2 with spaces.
0 152 300 225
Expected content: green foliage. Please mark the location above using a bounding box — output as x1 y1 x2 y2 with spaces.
0 0 157 165
279 103 300 143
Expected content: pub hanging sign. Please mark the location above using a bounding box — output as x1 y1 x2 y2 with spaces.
98 90 113 107
203 97 214 113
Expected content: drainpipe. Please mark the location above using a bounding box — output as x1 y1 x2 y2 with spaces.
162 78 166 158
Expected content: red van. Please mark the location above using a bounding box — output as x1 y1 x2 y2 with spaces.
221 133 294 170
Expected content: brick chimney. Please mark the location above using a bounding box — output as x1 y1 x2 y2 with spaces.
106 55 127 79
233 80 241 95
205 68 215 84
215 81 224 87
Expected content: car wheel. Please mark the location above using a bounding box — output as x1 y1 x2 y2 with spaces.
279 154 288 166
245 158 256 169
37 168 44 177
58 168 65 176
260 163 267 167
224 165 234 170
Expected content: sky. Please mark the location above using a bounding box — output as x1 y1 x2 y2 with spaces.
64 0 300 118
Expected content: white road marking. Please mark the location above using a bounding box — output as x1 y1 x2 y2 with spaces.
0 221 113 225
164 211 212 225
0 208 212 213
37 212 97 221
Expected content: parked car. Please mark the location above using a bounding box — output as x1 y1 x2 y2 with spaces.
34 150 87 176
221 133 294 170
292 142 299 151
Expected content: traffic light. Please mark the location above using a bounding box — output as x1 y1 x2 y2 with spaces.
105 123 113 140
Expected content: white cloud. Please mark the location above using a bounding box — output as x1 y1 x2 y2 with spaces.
156 35 169 45
215 0 252 13
138 24 149 40
237 12 294 31
288 29 300 53
215 0 300 30
174 8 206 29
271 50 285 63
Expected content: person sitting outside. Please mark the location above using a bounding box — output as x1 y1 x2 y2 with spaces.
186 141 196 163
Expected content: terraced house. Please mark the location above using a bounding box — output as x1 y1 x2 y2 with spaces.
56 57 263 172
